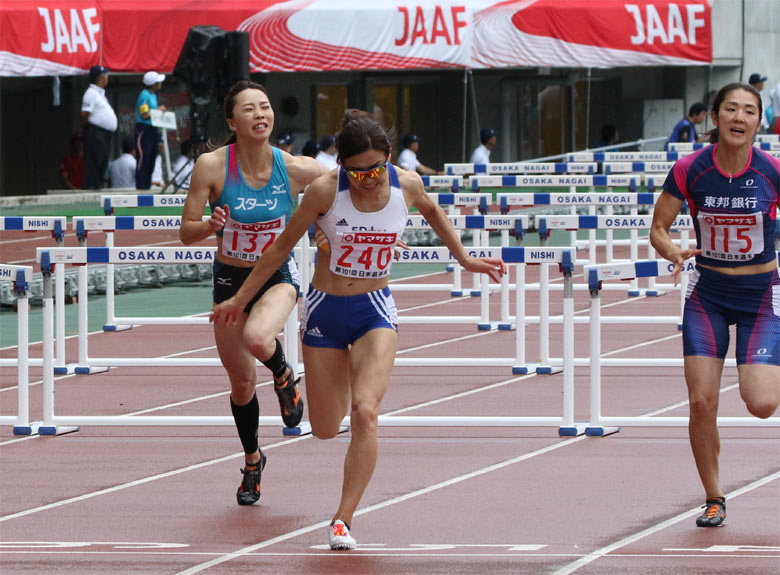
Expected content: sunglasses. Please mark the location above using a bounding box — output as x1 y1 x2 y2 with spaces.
343 159 389 181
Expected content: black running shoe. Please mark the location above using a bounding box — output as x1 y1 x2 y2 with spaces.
696 497 726 527
274 364 304 428
236 452 267 506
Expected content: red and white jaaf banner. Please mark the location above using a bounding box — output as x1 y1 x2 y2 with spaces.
0 0 712 77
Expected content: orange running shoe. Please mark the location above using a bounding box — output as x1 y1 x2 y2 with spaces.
236 452 267 506
274 364 304 428
696 497 726 527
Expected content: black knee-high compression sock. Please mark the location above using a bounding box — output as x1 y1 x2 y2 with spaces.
260 338 288 380
230 393 259 455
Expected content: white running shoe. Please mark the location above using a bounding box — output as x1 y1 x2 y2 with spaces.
329 519 356 550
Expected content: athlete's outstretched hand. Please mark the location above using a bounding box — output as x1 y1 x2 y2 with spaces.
210 295 243 326
461 256 507 283
668 247 701 285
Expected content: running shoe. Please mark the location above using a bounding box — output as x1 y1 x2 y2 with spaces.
236 452 267 506
274 364 304 428
696 497 726 527
329 519 356 550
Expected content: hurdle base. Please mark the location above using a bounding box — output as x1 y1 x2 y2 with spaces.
103 324 133 332
39 425 81 436
585 425 621 437
477 322 497 331
446 265 455 272
558 423 587 437
13 422 42 436
512 365 531 374
628 289 669 297
497 323 514 331
450 290 464 297
73 366 111 375
283 422 311 437
535 365 562 375
53 364 76 375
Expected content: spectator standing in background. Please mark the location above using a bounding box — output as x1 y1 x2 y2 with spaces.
315 135 338 170
665 103 707 149
398 133 438 175
770 78 780 133
748 73 769 131
135 71 166 189
171 139 195 190
110 136 137 189
276 132 295 154
301 139 319 159
469 128 496 165
81 65 117 189
59 134 84 190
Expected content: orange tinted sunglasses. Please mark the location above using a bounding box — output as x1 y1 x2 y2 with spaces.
343 159 389 181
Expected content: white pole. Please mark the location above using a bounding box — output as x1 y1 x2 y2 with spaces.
16 293 29 428
514 263 526 369
42 274 55 427
105 231 116 326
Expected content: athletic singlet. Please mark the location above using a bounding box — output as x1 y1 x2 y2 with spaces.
210 145 294 263
315 165 408 279
663 144 780 268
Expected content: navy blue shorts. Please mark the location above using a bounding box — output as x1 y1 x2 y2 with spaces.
212 258 300 314
300 286 398 349
683 266 779 365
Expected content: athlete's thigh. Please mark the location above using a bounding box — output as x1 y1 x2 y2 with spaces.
349 327 398 406
302 343 351 433
244 283 298 340
737 363 780 407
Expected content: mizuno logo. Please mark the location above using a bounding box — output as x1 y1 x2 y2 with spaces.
216 277 231 286
336 218 348 226
306 326 324 337
271 184 287 195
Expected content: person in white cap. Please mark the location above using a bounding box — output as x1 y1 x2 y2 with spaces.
134 71 167 189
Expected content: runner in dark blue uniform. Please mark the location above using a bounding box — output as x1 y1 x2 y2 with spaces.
651 82 780 528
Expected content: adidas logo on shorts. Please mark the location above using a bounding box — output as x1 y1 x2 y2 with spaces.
306 326 324 337
336 218 348 226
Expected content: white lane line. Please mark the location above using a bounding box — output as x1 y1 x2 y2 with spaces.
174 436 588 575
550 470 780 575
0 435 309 523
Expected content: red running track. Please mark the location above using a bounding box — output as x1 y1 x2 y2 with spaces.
1 254 779 574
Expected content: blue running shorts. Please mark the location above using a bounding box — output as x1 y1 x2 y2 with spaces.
682 266 779 365
300 286 398 349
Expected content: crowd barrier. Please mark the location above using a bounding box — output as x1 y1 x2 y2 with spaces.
0 264 36 435
33 245 587 437
582 258 780 436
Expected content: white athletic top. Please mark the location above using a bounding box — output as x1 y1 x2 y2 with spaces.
315 165 408 279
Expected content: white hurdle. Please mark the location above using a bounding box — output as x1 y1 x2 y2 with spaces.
73 215 212 331
0 216 67 368
583 258 780 436
34 245 584 437
0 264 38 435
